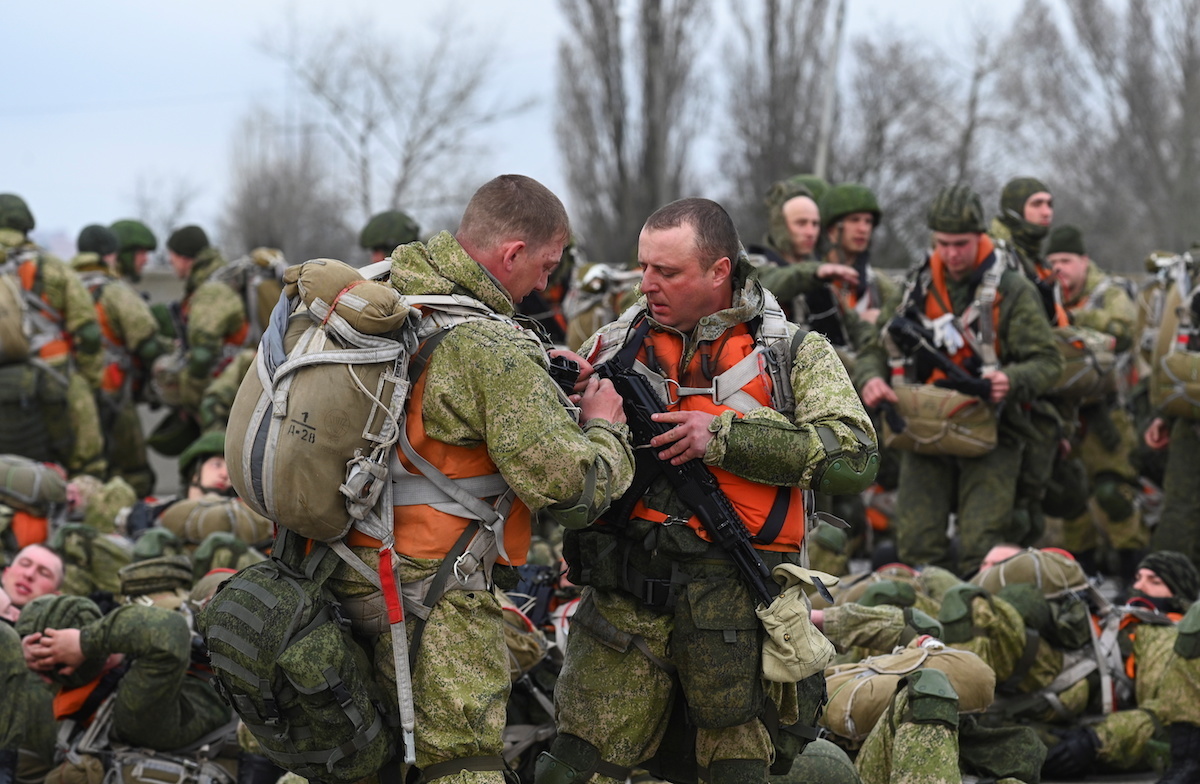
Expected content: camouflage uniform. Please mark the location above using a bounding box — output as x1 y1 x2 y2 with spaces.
856 246 1062 574
1152 419 1200 567
0 228 107 477
0 621 56 764
199 348 255 432
1059 261 1146 563
325 231 636 784
179 247 245 414
548 258 877 784
70 252 165 496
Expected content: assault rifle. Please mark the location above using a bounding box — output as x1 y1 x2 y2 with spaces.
887 313 992 401
595 325 831 606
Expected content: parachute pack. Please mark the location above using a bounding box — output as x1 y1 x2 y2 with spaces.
207 247 288 348
0 247 66 365
207 256 538 780
1144 252 1200 419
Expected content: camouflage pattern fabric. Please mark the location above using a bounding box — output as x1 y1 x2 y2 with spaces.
1151 419 1200 567
779 737 861 784
66 373 106 478
854 687 961 784
77 603 232 750
0 621 56 761
200 348 254 432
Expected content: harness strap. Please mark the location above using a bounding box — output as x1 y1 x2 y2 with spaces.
420 756 507 782
998 627 1041 694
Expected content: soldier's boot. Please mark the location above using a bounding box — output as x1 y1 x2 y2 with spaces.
708 759 766 784
1158 723 1200 784
535 735 600 784
237 752 284 784
0 749 17 784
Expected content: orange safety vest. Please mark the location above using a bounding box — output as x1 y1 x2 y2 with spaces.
624 320 805 552
17 257 72 363
922 235 1004 384
12 510 48 548
52 675 104 721
1030 263 1071 328
1119 609 1183 681
346 356 532 564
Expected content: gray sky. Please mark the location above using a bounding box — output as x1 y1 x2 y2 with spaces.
5 0 1018 256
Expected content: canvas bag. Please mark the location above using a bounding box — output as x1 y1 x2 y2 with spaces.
1049 325 1118 402
158 496 274 549
1149 270 1200 419
882 382 997 457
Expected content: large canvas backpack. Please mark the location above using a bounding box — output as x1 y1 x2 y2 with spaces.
1147 255 1200 419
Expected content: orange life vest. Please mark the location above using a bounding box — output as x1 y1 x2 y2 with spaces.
346 355 532 564
17 257 72 363
624 320 805 552
922 235 1004 383
12 510 48 548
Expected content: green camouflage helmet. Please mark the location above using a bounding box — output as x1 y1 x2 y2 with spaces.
819 183 881 229
111 219 158 283
927 184 986 233
15 595 106 689
359 210 420 252
0 193 35 233
179 430 226 485
781 738 862 784
77 224 119 256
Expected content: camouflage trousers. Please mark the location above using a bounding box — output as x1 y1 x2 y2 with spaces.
553 585 798 779
66 372 106 478
893 442 1023 575
1151 419 1200 568
99 395 155 497
855 688 1044 784
0 622 56 762
327 547 510 784
1061 407 1147 553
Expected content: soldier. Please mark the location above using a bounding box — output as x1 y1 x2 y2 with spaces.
0 544 63 623
989 177 1069 553
0 194 107 478
817 182 899 327
18 594 234 760
178 431 232 500
540 198 878 784
165 225 245 414
858 184 1062 575
360 209 421 264
1046 224 1145 579
326 174 635 784
109 218 158 284
1041 551 1200 780
70 225 169 496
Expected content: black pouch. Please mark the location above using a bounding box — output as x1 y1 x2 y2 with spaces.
562 528 627 589
673 578 762 728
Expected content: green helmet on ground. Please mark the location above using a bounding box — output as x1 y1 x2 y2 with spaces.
0 193 35 234
778 738 862 784
819 183 881 229
359 210 420 252
927 184 986 234
77 224 119 256
111 219 158 283
15 595 105 689
179 431 226 485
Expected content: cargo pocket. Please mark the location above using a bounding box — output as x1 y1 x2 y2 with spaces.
673 579 762 728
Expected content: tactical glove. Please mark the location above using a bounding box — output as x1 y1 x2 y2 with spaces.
1041 725 1099 780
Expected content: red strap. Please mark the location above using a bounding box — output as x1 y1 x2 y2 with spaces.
322 281 366 326
378 547 405 624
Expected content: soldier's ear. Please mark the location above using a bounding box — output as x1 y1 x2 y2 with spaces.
709 256 732 287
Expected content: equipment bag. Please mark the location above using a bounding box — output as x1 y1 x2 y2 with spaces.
882 382 997 458
823 645 995 743
0 268 31 362
0 361 74 465
158 496 274 550
1049 326 1118 403
1149 263 1200 419
0 453 68 515
197 555 394 784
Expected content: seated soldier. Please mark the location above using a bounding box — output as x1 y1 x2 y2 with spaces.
0 544 63 622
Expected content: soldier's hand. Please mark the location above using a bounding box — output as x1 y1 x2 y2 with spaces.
548 348 595 390
649 410 716 465
982 370 1010 403
1145 417 1171 450
861 377 897 408
817 263 859 287
25 627 86 675
577 376 625 425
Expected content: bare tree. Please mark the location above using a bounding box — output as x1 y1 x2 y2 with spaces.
721 0 835 240
264 10 532 228
993 0 1200 268
556 0 711 266
219 107 357 266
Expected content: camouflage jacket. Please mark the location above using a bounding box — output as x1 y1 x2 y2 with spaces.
856 247 1063 413
184 249 248 373
583 257 877 491
388 231 635 526
1064 261 1137 354
1 229 103 385
71 255 162 371
78 604 231 750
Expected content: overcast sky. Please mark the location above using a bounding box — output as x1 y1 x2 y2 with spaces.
6 0 1018 256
